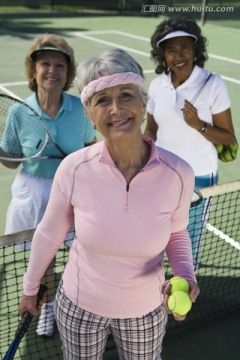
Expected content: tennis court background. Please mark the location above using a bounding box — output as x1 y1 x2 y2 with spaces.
0 9 239 360
0 11 239 236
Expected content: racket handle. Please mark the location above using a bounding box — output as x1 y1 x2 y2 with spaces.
16 283 48 338
15 312 33 338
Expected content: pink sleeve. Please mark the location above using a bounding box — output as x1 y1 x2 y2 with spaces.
23 164 74 296
166 230 196 283
165 163 196 283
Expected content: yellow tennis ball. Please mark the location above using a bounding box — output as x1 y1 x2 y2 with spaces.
168 291 192 315
215 144 223 154
169 276 189 294
229 138 238 152
223 150 233 161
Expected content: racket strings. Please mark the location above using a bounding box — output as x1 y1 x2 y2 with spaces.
0 95 49 161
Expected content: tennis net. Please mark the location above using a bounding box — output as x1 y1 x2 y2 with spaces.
0 180 240 358
166 180 240 334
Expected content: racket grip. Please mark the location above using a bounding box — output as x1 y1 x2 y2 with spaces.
16 283 48 338
16 312 33 338
36 283 48 304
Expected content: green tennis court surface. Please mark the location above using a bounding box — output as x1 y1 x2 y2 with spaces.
0 9 239 360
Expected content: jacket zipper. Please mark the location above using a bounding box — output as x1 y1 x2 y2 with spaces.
125 183 130 208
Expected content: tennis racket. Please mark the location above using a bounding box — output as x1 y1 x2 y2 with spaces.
3 283 48 360
191 189 203 207
0 94 67 162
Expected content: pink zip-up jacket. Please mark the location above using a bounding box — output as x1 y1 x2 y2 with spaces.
24 136 196 318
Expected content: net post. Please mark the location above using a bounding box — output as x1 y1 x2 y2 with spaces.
201 0 208 26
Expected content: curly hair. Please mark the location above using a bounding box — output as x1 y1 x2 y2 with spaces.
150 16 208 74
25 34 76 92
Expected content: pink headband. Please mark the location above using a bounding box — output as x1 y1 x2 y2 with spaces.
80 72 145 106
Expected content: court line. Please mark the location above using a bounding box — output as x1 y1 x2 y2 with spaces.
72 30 240 85
208 54 240 65
0 81 27 87
1 30 239 88
206 23 240 34
0 85 21 99
72 31 149 57
207 223 240 251
218 75 240 85
143 70 240 85
111 30 240 65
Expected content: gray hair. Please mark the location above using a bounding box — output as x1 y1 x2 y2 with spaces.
76 48 148 104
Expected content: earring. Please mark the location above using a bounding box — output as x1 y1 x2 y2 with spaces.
163 60 169 73
92 123 97 130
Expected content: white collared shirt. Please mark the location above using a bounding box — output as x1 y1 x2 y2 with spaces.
147 65 231 175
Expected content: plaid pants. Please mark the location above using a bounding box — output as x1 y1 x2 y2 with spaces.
55 284 168 360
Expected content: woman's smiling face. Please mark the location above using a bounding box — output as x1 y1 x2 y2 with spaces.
163 36 196 78
33 51 68 93
88 83 146 141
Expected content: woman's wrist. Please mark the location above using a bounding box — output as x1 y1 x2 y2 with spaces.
198 121 208 133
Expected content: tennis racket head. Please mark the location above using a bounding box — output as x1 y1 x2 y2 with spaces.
0 94 50 161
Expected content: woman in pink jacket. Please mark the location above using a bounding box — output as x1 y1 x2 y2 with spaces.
19 48 200 359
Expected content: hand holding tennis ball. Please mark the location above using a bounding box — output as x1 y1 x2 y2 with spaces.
168 291 192 315
169 276 189 294
162 277 200 320
168 276 191 316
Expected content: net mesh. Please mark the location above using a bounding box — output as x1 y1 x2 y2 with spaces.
0 181 240 358
165 181 240 335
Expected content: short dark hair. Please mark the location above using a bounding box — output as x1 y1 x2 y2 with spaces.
150 16 208 74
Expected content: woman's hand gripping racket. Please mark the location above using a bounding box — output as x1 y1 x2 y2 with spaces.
3 284 48 360
0 94 67 162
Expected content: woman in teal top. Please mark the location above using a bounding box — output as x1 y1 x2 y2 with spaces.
0 34 96 337
1 91 96 179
